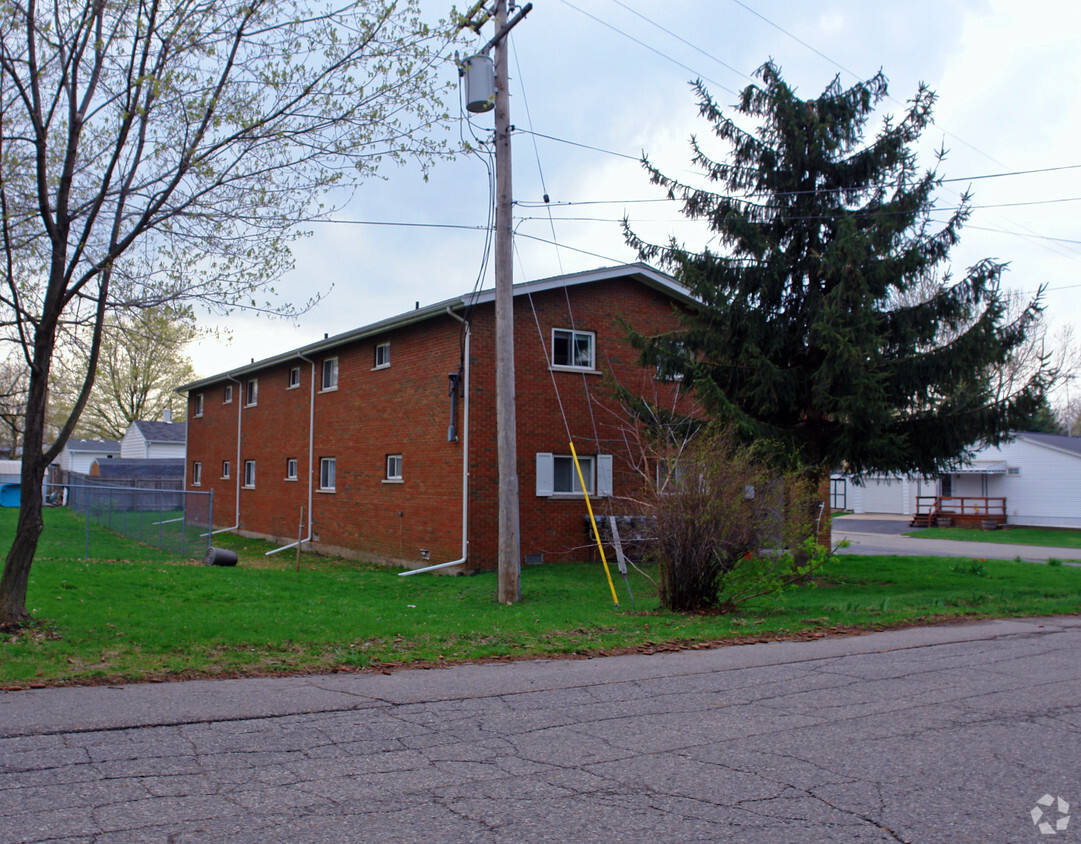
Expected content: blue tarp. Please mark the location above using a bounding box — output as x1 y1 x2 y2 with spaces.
0 483 20 507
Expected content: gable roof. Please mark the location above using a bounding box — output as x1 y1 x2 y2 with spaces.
131 420 187 444
179 263 691 393
65 438 122 453
1015 432 1081 458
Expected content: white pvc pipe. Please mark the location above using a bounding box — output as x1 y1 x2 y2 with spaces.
400 310 470 576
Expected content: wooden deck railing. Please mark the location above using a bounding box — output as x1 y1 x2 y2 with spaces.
913 496 1006 526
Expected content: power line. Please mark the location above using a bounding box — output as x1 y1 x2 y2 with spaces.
726 0 1009 169
605 0 752 85
552 0 740 97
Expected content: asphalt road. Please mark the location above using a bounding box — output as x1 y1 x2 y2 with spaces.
3 616 1081 843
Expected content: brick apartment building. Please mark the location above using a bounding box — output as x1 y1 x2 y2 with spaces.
181 263 694 570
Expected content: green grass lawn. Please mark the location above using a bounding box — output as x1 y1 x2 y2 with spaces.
2 507 1081 687
908 525 1081 550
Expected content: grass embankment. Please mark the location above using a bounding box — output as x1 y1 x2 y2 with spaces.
909 524 1081 550
3 507 1081 687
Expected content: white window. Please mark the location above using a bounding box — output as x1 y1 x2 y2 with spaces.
221 460 230 479
321 357 338 391
243 460 256 488
285 458 298 480
320 457 336 490
288 367 300 389
385 453 402 482
374 342 390 369
536 453 613 497
223 384 233 404
551 329 595 370
245 378 258 406
193 393 203 417
191 461 202 486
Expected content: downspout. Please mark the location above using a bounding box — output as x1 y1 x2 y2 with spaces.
400 308 470 575
266 353 316 555
211 373 243 534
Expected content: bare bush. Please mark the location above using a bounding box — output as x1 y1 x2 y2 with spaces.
618 410 823 612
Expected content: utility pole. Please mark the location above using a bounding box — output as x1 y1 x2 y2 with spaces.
458 1 532 604
492 0 520 604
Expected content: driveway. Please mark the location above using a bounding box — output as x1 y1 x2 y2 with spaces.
2 616 1081 842
833 513 1081 562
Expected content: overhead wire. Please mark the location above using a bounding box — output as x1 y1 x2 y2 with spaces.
510 35 564 274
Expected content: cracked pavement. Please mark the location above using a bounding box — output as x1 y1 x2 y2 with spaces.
2 616 1080 842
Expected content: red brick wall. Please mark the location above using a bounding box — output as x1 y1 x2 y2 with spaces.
186 274 687 568
466 277 687 566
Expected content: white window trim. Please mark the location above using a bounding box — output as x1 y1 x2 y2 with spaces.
244 378 258 407
223 385 233 404
383 453 403 483
287 367 301 390
550 328 597 373
193 394 204 418
319 457 336 492
243 460 256 489
536 453 612 498
285 458 298 481
221 460 231 480
373 342 391 371
191 461 202 486
320 357 338 392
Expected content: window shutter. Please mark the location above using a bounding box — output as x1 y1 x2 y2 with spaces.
597 454 613 497
536 453 553 497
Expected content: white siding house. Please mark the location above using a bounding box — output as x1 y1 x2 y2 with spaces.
55 439 122 474
959 434 1081 528
120 420 187 459
844 433 1081 528
846 475 938 516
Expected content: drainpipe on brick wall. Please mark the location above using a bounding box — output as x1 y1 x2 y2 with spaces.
400 308 471 575
211 373 244 535
266 354 315 555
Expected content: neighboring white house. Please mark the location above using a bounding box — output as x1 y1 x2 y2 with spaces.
843 432 1081 528
54 439 122 474
120 419 187 459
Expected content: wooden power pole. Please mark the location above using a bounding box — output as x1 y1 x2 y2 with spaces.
459 1 532 603
493 0 520 604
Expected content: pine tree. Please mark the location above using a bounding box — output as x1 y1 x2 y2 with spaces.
627 62 1049 519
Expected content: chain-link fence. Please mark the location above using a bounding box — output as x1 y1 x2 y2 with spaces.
52 479 213 560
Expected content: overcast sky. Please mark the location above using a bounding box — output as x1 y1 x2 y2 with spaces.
187 0 1081 405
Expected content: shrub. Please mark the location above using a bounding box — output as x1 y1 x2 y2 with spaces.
618 419 825 612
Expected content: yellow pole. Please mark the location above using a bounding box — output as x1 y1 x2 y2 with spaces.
570 441 620 609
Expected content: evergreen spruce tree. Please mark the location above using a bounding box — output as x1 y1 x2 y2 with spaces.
628 62 1049 533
